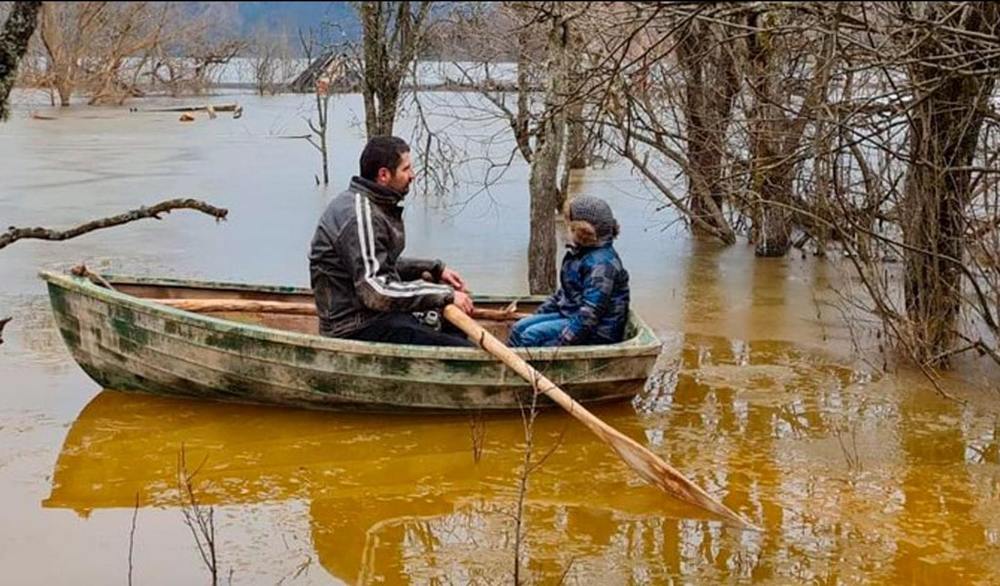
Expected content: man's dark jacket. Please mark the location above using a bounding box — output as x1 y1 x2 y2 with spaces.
309 177 454 337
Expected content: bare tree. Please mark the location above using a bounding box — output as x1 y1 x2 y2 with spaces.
370 1 1000 372
150 38 244 97
739 4 840 257
298 29 333 185
356 1 432 138
872 2 1000 367
246 25 294 97
38 2 225 106
38 2 104 106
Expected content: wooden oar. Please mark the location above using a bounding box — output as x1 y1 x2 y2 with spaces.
157 299 318 314
442 304 760 531
153 298 529 321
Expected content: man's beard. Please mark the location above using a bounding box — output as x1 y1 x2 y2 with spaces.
392 176 411 196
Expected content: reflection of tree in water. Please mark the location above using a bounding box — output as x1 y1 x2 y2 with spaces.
43 351 1000 584
889 388 995 583
311 495 723 584
634 238 918 581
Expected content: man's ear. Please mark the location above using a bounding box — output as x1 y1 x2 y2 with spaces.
376 167 391 184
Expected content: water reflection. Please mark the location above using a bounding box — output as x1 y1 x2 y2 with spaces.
45 391 711 583
890 388 994 583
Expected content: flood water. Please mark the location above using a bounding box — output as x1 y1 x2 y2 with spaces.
1 91 999 584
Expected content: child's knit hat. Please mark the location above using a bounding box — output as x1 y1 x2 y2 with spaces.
569 196 619 240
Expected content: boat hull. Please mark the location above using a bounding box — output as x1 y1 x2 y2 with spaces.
41 272 662 412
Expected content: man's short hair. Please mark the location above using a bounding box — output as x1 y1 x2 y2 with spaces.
360 136 410 180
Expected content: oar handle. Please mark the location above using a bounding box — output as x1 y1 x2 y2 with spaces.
442 304 760 531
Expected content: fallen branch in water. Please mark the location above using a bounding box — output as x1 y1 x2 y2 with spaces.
0 198 228 251
144 103 239 113
0 317 10 345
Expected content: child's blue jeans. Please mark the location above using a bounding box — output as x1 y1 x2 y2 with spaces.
508 312 570 347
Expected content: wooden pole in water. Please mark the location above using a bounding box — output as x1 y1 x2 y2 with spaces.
442 304 760 531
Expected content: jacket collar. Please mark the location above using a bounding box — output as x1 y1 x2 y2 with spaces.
350 176 404 207
566 240 613 255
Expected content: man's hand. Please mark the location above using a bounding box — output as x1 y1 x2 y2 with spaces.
452 290 474 315
440 267 468 292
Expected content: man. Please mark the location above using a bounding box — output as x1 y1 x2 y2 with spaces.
309 136 475 346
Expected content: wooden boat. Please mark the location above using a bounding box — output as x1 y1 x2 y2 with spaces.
40 270 662 411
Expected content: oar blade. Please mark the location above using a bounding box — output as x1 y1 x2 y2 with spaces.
605 430 761 531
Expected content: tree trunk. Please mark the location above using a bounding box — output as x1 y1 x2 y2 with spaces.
746 12 793 258
513 24 533 163
528 121 562 294
358 1 427 139
677 20 738 244
750 164 794 257
361 2 383 138
566 114 587 170
902 14 996 365
565 31 588 171
376 86 399 136
362 83 378 138
528 11 570 295
0 1 42 120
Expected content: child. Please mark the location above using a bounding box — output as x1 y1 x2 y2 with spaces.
509 196 630 347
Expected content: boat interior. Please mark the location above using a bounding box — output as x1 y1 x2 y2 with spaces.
110 278 541 340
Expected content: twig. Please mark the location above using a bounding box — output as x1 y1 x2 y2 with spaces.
0 198 228 251
557 557 577 585
128 491 140 586
468 410 487 463
177 445 220 586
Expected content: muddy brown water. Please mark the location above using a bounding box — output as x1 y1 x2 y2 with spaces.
1 92 998 584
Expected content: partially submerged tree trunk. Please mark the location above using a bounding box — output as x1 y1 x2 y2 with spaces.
744 6 836 257
901 3 999 367
528 8 570 295
0 1 41 120
745 11 794 258
300 32 331 185
676 18 738 243
39 2 106 107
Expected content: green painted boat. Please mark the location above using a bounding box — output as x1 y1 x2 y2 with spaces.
40 270 662 411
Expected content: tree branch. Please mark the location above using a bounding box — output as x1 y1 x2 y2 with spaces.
0 198 228 251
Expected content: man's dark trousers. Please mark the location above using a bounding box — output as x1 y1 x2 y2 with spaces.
343 313 474 347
